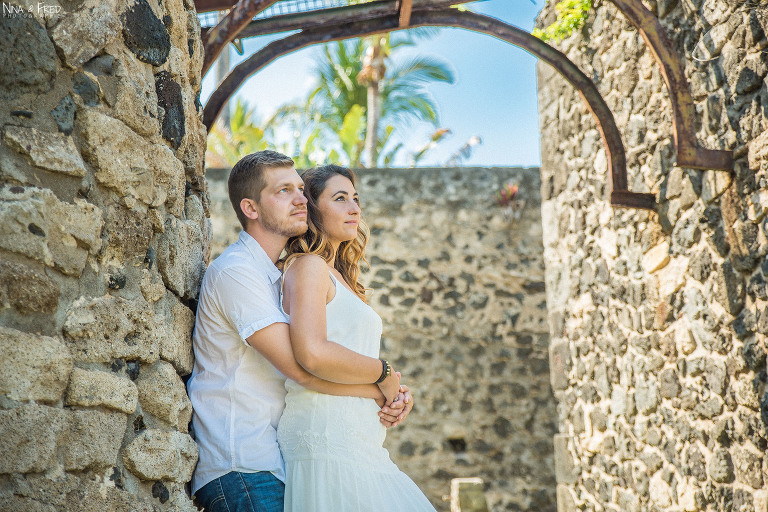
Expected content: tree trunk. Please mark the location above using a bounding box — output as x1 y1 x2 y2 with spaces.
216 11 231 129
364 82 381 167
359 36 386 168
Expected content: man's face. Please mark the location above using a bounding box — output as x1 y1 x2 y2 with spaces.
253 166 308 238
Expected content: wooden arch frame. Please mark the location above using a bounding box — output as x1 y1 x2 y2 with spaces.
200 1 736 209
204 9 658 209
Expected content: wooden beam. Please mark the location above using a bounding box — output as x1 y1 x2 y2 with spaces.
224 0 466 40
195 0 236 13
202 0 280 77
194 0 479 13
233 0 397 39
398 0 413 27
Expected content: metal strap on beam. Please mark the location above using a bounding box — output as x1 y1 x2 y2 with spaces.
398 0 413 27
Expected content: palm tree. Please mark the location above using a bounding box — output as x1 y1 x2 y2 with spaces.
206 98 330 169
206 99 270 167
276 33 455 167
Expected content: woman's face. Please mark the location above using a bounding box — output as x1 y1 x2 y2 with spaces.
315 174 361 245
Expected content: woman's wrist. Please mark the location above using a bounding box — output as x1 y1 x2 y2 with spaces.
374 358 391 384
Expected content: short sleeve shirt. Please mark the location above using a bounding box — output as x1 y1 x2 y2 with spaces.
187 231 289 494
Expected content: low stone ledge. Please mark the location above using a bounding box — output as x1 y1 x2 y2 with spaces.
65 367 138 414
450 477 489 512
122 429 197 482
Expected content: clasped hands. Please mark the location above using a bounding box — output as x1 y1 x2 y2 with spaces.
375 370 413 429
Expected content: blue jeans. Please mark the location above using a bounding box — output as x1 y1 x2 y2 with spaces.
194 471 285 512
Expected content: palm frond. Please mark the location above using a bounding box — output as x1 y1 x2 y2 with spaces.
384 93 439 125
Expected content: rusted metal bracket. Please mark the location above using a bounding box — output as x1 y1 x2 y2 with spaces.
398 0 413 27
607 0 733 171
203 8 655 209
202 0 280 77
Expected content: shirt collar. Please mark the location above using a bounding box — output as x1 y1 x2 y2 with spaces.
239 231 282 284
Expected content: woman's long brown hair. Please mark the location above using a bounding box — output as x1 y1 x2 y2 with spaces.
280 165 369 301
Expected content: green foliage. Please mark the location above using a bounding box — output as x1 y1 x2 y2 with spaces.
338 104 367 167
276 33 454 167
206 99 269 167
207 27 459 169
532 0 591 43
410 128 451 166
206 99 331 170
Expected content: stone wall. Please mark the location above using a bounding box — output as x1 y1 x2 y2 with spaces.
0 0 208 509
536 2 768 511
207 166 558 511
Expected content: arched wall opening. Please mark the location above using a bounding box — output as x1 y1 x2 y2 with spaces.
198 7 661 510
203 8 657 209
205 1 768 510
201 12 574 510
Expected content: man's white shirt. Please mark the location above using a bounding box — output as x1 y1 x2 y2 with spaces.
187 230 288 494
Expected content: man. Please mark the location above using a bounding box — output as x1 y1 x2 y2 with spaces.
188 151 411 512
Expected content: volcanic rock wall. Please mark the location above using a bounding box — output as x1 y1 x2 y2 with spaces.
207 166 557 511
536 2 768 511
0 0 209 509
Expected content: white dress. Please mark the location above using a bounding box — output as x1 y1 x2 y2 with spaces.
277 273 436 512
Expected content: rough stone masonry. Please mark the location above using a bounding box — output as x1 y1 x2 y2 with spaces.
0 0 209 509
536 1 768 511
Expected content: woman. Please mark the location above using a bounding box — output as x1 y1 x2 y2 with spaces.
277 165 436 511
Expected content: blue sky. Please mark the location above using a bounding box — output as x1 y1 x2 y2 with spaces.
200 0 545 167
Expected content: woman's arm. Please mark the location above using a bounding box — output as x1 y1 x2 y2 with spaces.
245 321 383 400
283 255 400 402
245 322 405 425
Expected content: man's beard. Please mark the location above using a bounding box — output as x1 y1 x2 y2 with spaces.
260 208 308 238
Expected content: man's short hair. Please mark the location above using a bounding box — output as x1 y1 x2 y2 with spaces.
228 150 295 229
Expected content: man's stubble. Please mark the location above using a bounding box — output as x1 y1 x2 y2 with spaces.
260 207 308 239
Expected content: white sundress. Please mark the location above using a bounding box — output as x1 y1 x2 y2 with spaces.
277 273 436 512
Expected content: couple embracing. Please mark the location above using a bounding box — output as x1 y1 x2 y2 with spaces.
187 150 436 511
